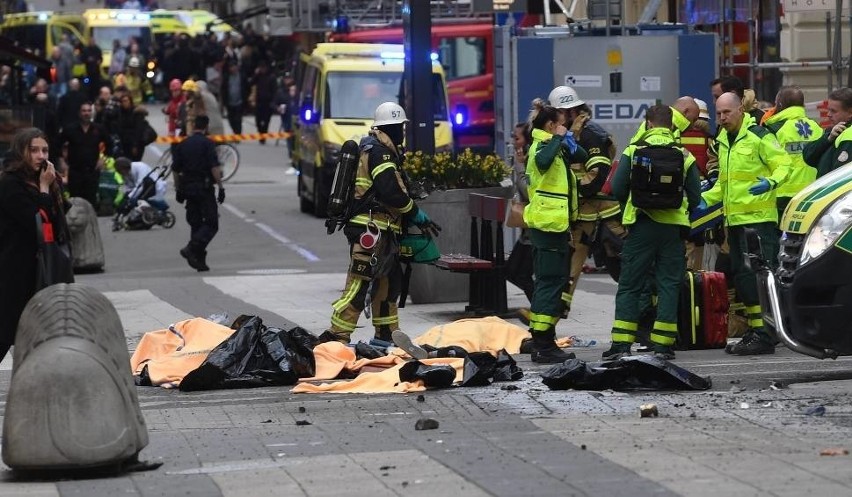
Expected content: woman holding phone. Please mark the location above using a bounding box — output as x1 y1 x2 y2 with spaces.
0 127 68 363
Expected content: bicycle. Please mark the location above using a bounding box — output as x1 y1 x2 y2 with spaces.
156 142 240 182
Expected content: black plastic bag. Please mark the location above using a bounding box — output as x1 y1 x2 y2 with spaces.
541 355 711 391
180 315 318 391
398 361 456 388
492 349 523 381
461 352 497 387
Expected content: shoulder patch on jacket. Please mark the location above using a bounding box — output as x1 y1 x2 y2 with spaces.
747 124 770 139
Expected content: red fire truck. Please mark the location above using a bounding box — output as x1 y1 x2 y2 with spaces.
331 22 494 152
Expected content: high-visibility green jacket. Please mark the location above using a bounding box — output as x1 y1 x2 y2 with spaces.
524 128 580 232
702 114 792 226
628 107 692 145
762 106 820 198
803 122 852 177
614 127 702 227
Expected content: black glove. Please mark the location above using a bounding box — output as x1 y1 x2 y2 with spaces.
176 190 185 204
422 221 442 238
217 187 225 204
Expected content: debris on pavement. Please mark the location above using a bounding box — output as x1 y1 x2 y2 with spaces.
416 394 425 402
639 403 659 418
295 420 312 426
769 380 785 390
804 405 827 416
739 402 750 409
819 448 849 456
415 418 440 431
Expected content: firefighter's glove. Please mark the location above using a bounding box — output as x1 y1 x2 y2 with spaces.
217 187 226 204
422 221 442 238
562 131 578 154
176 190 185 204
748 177 771 196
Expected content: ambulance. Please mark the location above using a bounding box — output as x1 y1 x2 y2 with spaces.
81 9 153 78
294 43 453 217
0 12 86 76
750 164 852 359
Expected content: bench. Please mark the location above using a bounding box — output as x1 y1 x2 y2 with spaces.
435 193 508 316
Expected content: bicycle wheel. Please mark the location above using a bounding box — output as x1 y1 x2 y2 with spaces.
216 143 240 182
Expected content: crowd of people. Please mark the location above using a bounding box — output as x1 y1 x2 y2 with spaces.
502 74 851 363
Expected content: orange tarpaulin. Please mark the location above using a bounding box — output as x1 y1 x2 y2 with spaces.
129 318 234 388
292 342 464 394
292 317 542 394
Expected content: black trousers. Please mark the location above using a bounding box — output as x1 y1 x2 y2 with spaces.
68 169 98 208
185 189 218 252
227 105 243 134
255 106 272 142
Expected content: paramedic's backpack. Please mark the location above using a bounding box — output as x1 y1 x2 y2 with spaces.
630 141 684 209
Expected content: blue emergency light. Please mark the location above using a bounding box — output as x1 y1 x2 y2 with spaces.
453 105 468 127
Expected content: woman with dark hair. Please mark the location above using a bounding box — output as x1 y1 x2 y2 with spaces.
523 98 587 363
0 128 68 362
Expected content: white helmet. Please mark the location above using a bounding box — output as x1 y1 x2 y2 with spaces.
548 85 584 109
694 98 710 119
373 102 408 127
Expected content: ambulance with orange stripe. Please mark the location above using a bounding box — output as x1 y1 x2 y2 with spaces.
751 164 852 359
294 43 453 217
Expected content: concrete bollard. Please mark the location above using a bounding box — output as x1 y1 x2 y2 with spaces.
2 284 148 471
66 197 105 272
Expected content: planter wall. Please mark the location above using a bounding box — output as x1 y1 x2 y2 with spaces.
408 186 511 304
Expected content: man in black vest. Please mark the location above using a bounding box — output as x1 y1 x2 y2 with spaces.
172 115 224 272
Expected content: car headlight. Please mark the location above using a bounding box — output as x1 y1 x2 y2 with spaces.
322 142 341 165
801 191 852 266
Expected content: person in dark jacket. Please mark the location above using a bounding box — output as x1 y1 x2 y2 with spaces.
0 128 68 363
250 60 276 144
60 101 109 207
172 115 224 272
220 60 244 135
57 78 88 131
114 93 150 161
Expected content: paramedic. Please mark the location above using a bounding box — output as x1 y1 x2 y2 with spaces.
604 105 701 360
701 92 791 356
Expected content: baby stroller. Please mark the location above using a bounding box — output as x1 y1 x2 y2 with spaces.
111 166 176 231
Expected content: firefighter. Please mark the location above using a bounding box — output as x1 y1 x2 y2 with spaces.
523 98 587 363
680 98 718 180
681 98 720 270
702 92 791 356
322 102 437 345
604 105 702 360
803 87 852 178
124 56 153 106
547 85 622 315
762 86 822 219
178 80 206 137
